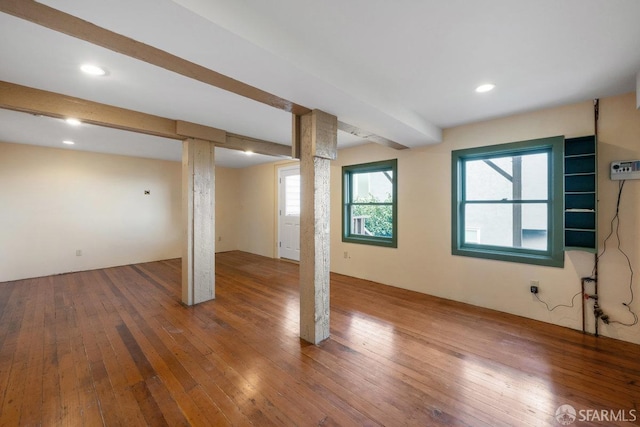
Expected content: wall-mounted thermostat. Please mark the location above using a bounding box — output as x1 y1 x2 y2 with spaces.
611 160 640 180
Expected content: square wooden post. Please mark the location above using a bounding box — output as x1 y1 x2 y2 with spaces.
182 138 216 305
296 110 337 344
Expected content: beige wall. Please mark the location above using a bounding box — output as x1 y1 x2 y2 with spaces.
215 166 241 253
0 142 182 282
235 162 277 258
237 92 640 345
235 159 299 258
596 93 640 343
0 142 239 282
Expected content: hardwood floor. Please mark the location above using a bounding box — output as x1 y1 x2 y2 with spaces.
1 251 639 426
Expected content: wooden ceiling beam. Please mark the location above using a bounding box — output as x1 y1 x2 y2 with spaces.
175 120 225 144
0 0 311 116
225 133 292 158
0 80 178 139
0 0 408 150
0 81 292 157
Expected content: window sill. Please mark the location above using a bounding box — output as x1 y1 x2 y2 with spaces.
343 235 397 248
452 245 564 267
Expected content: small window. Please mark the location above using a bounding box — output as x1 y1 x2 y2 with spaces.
451 136 564 267
343 159 397 247
284 174 300 216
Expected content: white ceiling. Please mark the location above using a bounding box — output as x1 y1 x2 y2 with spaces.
1 0 639 167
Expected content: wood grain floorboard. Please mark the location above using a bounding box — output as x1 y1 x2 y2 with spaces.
0 251 639 426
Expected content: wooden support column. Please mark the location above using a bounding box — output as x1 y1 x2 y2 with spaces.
297 110 338 344
182 138 216 306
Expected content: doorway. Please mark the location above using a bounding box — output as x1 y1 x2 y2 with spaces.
278 165 301 261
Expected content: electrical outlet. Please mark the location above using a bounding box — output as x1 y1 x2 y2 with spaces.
76 249 82 257
343 251 348 259
530 280 539 294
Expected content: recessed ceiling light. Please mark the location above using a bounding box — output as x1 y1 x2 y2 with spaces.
62 140 75 145
80 64 107 76
475 83 496 93
65 118 81 126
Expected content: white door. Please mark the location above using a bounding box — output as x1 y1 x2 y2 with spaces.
278 165 300 261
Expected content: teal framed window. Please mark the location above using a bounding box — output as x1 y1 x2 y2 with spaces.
451 136 564 267
343 159 398 248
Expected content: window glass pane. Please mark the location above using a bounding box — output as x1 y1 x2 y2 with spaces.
521 153 548 200
464 203 548 250
285 174 300 216
465 156 512 201
352 171 393 202
351 205 393 237
465 152 548 201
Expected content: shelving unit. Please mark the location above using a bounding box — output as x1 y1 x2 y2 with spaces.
564 135 597 252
